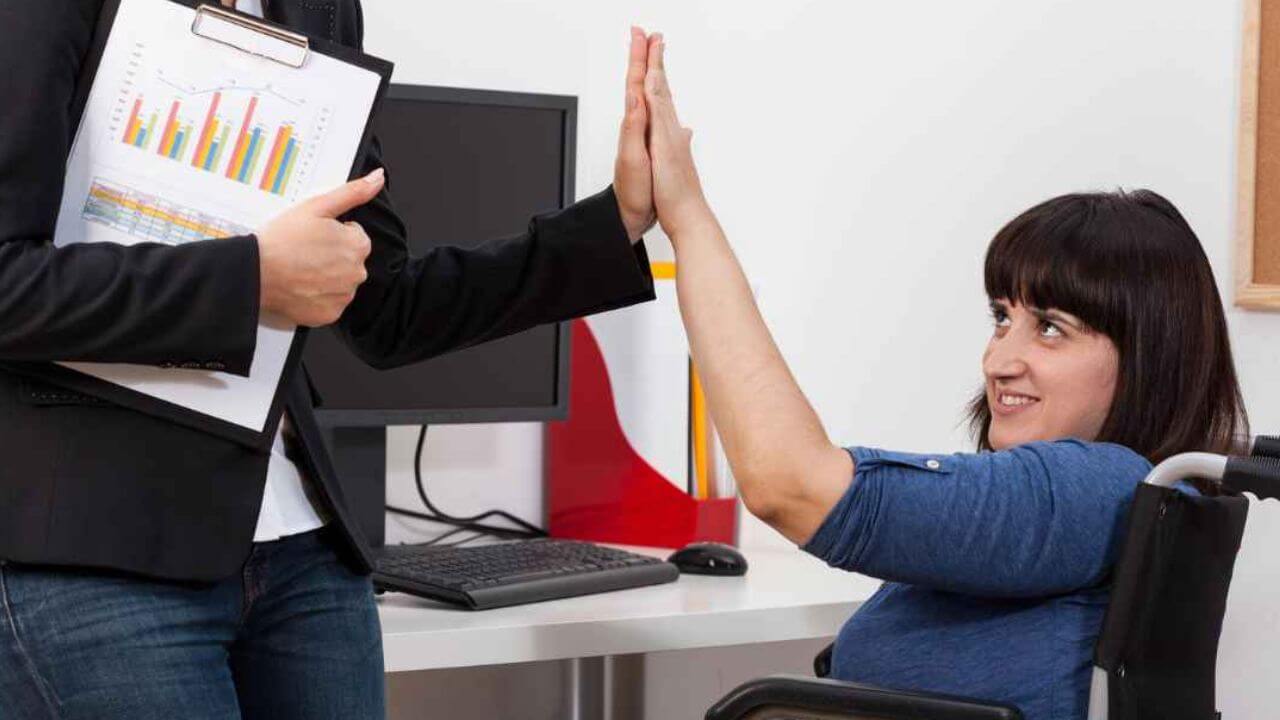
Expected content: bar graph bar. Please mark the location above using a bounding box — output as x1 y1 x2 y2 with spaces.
81 178 249 244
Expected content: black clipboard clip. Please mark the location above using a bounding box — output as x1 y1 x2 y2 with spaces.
190 3 309 68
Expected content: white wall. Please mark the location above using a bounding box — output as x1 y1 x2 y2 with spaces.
364 1 1280 716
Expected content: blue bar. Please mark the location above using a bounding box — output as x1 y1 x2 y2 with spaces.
170 130 185 159
135 129 146 148
271 138 296 194
203 140 218 171
239 129 261 183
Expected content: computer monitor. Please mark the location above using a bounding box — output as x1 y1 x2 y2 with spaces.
310 84 578 546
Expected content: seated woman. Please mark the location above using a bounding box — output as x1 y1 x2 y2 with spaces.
636 35 1247 719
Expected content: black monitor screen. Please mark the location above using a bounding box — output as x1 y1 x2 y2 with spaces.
304 85 575 425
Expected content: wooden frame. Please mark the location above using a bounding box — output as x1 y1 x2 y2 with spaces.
1237 0 1280 309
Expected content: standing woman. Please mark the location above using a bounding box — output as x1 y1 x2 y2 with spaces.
0 2 661 718
640 36 1247 719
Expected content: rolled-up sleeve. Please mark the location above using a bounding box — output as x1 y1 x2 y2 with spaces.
801 440 1152 598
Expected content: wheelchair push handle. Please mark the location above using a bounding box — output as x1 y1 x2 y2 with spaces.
1142 438 1280 501
1223 455 1280 501
1248 435 1280 460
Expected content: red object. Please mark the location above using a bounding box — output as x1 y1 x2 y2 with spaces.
546 320 737 548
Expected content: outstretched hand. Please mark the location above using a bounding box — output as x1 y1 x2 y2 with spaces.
613 27 657 243
642 34 712 242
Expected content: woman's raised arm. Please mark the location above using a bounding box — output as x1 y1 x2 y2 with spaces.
643 37 852 544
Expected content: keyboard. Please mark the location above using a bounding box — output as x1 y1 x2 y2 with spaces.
372 538 681 610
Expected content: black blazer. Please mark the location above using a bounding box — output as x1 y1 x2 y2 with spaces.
0 0 654 582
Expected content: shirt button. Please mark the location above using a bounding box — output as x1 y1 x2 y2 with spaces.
925 459 941 470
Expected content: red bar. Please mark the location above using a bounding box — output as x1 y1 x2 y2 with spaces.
122 97 142 143
225 95 259 179
191 91 221 167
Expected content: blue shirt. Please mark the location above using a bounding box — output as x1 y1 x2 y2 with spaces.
802 440 1155 720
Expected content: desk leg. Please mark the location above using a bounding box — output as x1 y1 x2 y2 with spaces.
565 655 645 720
566 657 604 720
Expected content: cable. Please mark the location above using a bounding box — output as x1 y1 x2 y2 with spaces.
419 524 473 547
405 425 546 538
385 504 531 540
384 513 505 548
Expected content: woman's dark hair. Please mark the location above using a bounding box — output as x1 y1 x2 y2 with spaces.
966 189 1248 468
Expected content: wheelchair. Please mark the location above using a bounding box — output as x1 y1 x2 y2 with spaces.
707 437 1280 720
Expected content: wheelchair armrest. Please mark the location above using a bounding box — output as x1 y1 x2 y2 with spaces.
706 675 1023 720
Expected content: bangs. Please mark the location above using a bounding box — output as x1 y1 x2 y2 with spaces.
983 193 1137 338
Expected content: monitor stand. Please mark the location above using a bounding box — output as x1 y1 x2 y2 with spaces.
319 425 388 548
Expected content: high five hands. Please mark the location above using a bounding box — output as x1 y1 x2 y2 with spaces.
615 27 713 247
257 25 706 327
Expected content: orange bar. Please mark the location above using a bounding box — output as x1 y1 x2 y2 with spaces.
191 91 221 167
258 124 291 191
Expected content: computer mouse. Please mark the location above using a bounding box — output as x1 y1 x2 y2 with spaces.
666 542 748 576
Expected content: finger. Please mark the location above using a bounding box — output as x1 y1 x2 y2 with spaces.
625 26 648 106
645 37 677 118
302 168 385 218
619 28 650 152
345 222 373 258
645 43 681 133
645 32 665 74
645 34 665 97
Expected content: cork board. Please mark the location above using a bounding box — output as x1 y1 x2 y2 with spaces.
1238 0 1280 308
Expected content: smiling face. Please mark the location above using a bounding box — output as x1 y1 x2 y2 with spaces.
982 299 1120 450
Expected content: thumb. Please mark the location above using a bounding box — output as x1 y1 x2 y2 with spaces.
303 168 385 218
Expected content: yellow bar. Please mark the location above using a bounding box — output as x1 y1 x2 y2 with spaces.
651 261 677 280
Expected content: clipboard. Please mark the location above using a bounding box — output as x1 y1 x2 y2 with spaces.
15 0 394 450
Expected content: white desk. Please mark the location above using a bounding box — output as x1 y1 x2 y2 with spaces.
376 545 881 718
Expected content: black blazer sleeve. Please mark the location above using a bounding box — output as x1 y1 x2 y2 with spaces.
0 1 261 376
332 135 656 370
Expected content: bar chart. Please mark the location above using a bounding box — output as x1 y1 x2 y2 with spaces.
110 54 331 201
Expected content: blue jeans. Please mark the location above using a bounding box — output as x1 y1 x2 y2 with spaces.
0 525 385 719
